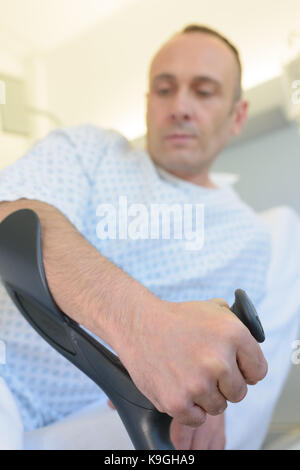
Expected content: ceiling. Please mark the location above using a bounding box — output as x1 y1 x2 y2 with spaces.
0 0 136 54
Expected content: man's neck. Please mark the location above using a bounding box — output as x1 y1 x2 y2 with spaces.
158 166 218 189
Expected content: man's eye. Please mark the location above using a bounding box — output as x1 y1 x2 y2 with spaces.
197 90 212 96
157 88 171 95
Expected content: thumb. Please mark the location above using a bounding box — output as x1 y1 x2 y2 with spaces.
209 297 230 309
107 399 116 410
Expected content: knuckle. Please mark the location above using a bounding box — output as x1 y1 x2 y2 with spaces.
208 398 228 415
230 383 248 403
183 405 207 427
218 316 239 343
218 359 231 378
164 394 188 418
193 378 210 398
210 406 227 416
258 359 268 380
247 358 268 384
225 315 247 341
211 298 230 309
201 356 224 378
180 415 205 427
163 391 207 427
189 414 207 428
231 323 247 343
211 357 232 384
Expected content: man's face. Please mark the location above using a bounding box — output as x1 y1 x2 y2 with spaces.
146 33 247 185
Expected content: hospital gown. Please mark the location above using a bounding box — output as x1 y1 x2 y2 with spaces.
0 124 298 449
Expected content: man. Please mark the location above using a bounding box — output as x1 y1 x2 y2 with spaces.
0 24 297 450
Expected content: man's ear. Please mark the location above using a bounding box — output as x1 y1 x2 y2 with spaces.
230 100 249 137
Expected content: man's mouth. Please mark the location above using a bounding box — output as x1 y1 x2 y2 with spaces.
165 134 196 143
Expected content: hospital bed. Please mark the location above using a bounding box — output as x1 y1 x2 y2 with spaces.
0 204 299 450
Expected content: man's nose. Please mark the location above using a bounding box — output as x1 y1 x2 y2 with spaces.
169 91 193 121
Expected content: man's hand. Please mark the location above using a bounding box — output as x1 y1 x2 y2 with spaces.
170 413 225 450
116 297 268 428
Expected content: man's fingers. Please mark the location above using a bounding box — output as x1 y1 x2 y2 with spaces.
193 383 228 416
174 403 207 428
207 429 226 450
218 360 248 403
170 420 195 450
190 413 226 450
210 297 267 382
237 339 268 384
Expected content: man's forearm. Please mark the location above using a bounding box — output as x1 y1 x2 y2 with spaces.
0 199 159 353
